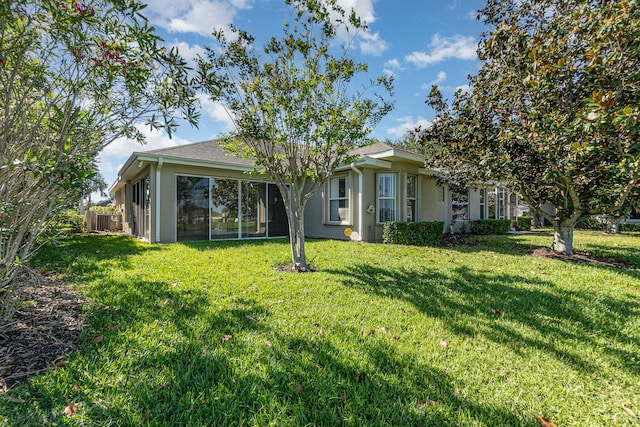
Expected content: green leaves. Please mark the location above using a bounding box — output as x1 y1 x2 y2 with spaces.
419 0 640 254
196 0 392 269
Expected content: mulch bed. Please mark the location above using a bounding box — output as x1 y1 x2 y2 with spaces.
531 247 634 269
0 269 88 392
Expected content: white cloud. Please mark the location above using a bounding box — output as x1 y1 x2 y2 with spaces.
433 70 447 84
420 71 447 90
384 58 401 70
383 58 403 76
170 41 206 67
358 31 390 56
98 126 193 184
406 34 477 68
197 94 236 131
386 116 432 138
335 0 376 25
146 0 253 37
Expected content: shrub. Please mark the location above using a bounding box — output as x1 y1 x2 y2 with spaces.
470 219 511 235
90 205 116 213
576 215 606 230
621 223 640 232
55 210 85 234
516 216 532 231
382 221 444 246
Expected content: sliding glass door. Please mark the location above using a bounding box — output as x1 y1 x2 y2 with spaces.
176 176 287 241
176 176 210 241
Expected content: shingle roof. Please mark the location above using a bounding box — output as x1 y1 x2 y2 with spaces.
143 138 422 165
144 139 254 166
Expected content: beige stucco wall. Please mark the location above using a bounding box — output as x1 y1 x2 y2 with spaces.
115 158 506 244
305 161 451 243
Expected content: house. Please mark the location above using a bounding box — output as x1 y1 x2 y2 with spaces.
109 139 521 243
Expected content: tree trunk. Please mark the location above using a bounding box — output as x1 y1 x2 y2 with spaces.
606 217 622 234
281 183 309 271
531 210 539 228
552 222 575 255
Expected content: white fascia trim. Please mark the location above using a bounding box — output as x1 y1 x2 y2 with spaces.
335 157 392 171
135 153 257 173
367 149 425 164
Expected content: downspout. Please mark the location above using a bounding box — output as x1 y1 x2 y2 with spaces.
155 156 163 243
350 163 363 241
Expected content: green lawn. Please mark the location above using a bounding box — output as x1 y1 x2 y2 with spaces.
2 231 639 426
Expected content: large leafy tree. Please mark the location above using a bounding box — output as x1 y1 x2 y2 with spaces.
419 0 639 255
196 0 393 270
1 0 198 316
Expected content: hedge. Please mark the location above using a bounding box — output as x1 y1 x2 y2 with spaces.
621 223 640 232
469 219 511 235
382 221 444 246
516 216 532 231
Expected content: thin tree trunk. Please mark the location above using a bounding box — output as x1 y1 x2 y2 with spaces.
552 222 575 255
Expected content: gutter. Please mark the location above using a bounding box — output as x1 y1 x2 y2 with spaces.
155 156 163 243
350 163 363 241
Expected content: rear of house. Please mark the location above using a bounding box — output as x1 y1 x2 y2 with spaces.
110 139 522 243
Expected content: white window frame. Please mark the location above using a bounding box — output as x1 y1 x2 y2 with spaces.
377 173 397 223
452 190 469 222
406 174 418 222
479 188 487 220
437 186 446 203
327 175 350 224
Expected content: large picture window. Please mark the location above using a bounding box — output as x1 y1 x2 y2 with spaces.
241 182 267 238
176 175 287 241
328 176 350 223
210 178 239 239
177 176 210 241
406 174 417 222
479 188 487 220
452 190 469 222
378 173 396 223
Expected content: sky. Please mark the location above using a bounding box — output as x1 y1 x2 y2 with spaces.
98 0 488 196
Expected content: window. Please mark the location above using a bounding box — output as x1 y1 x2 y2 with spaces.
176 176 210 241
176 175 287 241
241 182 267 238
488 189 497 219
406 174 417 222
452 190 469 221
328 176 350 223
210 178 239 239
437 186 446 203
378 173 396 223
479 188 487 219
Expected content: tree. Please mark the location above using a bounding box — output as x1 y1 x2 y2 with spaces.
196 0 393 270
79 163 107 214
419 0 640 255
1 0 198 316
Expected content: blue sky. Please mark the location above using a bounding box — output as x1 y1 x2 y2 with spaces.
99 0 487 194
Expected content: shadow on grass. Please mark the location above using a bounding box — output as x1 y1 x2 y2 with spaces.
31 234 159 280
444 232 640 279
6 268 527 426
325 263 639 377
181 237 289 251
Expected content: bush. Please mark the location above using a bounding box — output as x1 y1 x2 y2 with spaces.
576 215 606 230
382 221 444 246
90 205 116 213
516 216 532 231
55 210 85 234
621 223 640 232
469 219 511 235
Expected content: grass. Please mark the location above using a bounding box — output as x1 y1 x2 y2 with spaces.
1 230 639 426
